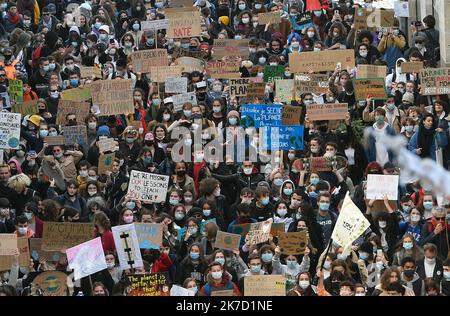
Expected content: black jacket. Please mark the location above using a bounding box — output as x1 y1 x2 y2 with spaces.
416 257 444 284
175 258 207 286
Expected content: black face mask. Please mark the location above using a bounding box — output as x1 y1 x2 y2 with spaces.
176 170 186 177
404 270 415 278
68 119 77 126
192 113 202 120
145 141 154 147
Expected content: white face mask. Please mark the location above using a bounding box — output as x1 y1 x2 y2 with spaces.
242 17 249 24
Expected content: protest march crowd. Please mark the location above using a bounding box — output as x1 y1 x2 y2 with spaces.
0 0 450 298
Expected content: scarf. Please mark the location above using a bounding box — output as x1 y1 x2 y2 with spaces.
8 12 20 24
417 126 435 158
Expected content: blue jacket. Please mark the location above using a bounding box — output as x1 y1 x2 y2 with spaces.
407 128 448 161
365 124 396 163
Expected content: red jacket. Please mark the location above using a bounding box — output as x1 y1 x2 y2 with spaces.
151 252 173 273
96 229 116 252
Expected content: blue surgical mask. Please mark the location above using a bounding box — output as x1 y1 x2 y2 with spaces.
402 205 411 212
403 242 413 250
261 253 273 263
152 99 161 106
94 22 102 29
24 212 33 220
310 178 320 185
229 117 238 125
190 252 199 260
49 63 56 71
39 130 49 138
215 257 225 266
283 188 293 196
359 252 369 261
444 271 450 280
99 33 108 41
319 202 330 211
308 191 318 199
423 201 433 210
175 212 185 221
126 201 135 210
183 110 192 118
147 38 155 46
69 79 79 87
189 227 198 235
337 253 348 261
188 287 198 294
211 271 223 279
273 178 283 186
203 209 211 217
181 43 189 49
238 3 245 10
261 197 270 205
277 208 287 218
126 137 135 144
287 260 297 269
143 157 152 165
133 23 140 31
375 115 385 124
376 261 384 270
169 198 179 206
250 264 261 273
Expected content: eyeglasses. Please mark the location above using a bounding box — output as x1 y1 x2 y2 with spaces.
435 217 446 221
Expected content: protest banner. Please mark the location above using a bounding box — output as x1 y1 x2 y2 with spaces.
366 174 399 200
44 135 65 146
174 57 205 73
294 73 331 95
212 39 249 60
66 237 107 281
354 8 395 30
98 153 115 175
401 62 423 73
331 192 371 250
9 79 23 103
112 224 144 270
30 238 65 262
127 272 169 296
420 68 450 95
281 105 302 125
31 271 68 296
60 85 92 101
214 231 241 252
240 104 283 128
0 234 17 255
127 170 169 203
275 79 294 102
306 103 348 121
164 77 188 94
263 65 285 83
90 79 134 115
56 100 90 126
0 112 21 149
170 284 195 296
244 275 286 296
205 59 241 78
134 223 163 249
62 125 87 146
97 138 116 153
165 10 202 38
310 157 332 172
131 49 169 73
11 100 38 116
230 78 250 97
149 66 183 83
167 0 193 7
247 218 273 245
80 66 102 79
246 82 266 100
172 92 197 112
356 65 387 78
278 232 308 255
42 222 93 251
0 237 29 270
141 19 169 31
289 50 355 73
260 126 304 150
258 12 281 24
353 78 387 100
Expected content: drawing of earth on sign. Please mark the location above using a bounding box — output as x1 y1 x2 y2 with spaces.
262 221 271 233
104 155 113 167
240 116 255 128
8 137 19 148
289 135 303 150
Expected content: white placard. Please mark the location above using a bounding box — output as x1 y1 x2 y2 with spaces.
366 174 399 200
172 92 197 112
66 237 107 281
141 19 169 31
170 285 195 296
112 224 144 270
394 1 409 17
0 112 21 149
165 77 188 94
127 170 169 203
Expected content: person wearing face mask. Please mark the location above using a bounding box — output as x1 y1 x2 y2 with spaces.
118 127 142 168
399 257 425 296
199 261 241 296
420 208 450 260
249 186 274 222
39 143 83 182
325 23 347 50
287 271 316 296
279 179 295 205
176 242 207 284
378 19 407 72
14 215 34 238
392 234 424 267
273 245 310 288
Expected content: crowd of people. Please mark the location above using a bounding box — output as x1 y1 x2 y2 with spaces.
0 0 449 297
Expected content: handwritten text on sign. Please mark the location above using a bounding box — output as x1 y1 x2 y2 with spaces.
295 73 329 95
306 103 348 121
131 49 169 73
420 68 450 95
166 11 202 38
353 78 387 101
127 170 169 203
0 112 21 149
366 174 399 200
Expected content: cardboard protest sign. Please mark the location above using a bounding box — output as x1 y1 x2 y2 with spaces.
258 12 281 24
240 104 283 128
97 138 116 153
0 237 29 270
264 65 285 83
270 222 286 236
230 78 250 97
357 65 387 78
56 100 90 125
289 50 355 73
9 79 23 103
281 105 302 125
134 223 163 249
66 237 107 281
0 234 17 255
246 82 266 99
167 0 192 7
0 112 21 149
112 224 144 270
174 57 205 73
172 92 197 112
278 232 308 255
149 66 183 83
331 192 371 250
166 10 201 38
275 79 294 102
212 39 249 60
366 174 399 200
294 73 330 95
42 222 93 251
211 290 235 296
30 238 65 263
354 8 395 30
127 171 169 203
247 218 273 245
260 126 304 150
11 100 38 116
401 62 423 73
62 125 87 146
214 231 241 252
60 85 92 101
141 19 169 31
90 79 134 115
98 152 115 175
353 78 387 100
205 59 240 78
164 77 188 94
170 284 195 296
306 103 348 121
127 272 169 296
420 68 450 95
44 135 65 146
131 49 169 73
244 275 286 296
31 271 68 296
80 66 102 79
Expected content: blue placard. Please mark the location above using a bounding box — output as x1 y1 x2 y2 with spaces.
240 104 283 128
135 223 161 249
261 126 304 150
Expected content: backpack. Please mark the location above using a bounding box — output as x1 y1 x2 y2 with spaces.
423 29 440 62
